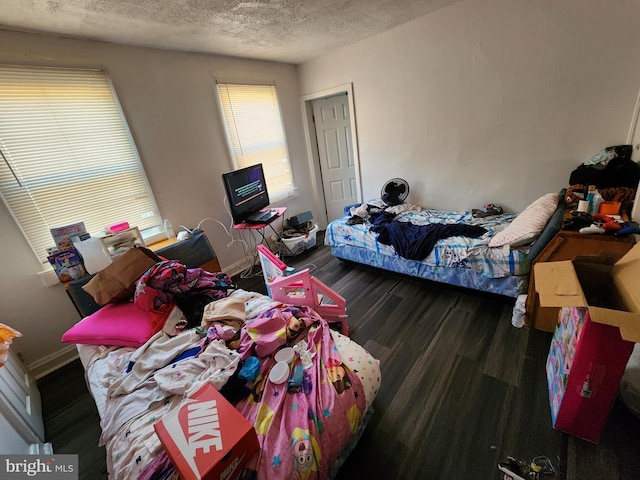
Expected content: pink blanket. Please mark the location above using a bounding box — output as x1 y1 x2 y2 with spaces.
234 305 366 480
136 304 367 480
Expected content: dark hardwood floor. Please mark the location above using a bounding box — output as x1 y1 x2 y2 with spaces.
38 360 109 479
39 232 640 479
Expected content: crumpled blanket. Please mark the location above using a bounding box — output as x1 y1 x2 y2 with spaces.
134 260 233 312
370 211 487 260
100 329 240 447
233 305 367 480
105 330 204 398
136 304 367 480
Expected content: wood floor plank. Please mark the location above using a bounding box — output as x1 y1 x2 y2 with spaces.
38 360 108 480
482 303 529 386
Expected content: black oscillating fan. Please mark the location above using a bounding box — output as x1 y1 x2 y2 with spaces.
381 178 409 206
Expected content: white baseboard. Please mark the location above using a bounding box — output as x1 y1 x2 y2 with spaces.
28 345 79 380
223 257 260 278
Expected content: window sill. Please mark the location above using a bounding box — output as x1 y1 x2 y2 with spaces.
38 267 61 287
141 226 168 246
271 187 298 205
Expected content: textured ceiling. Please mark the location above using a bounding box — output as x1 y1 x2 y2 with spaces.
0 0 458 64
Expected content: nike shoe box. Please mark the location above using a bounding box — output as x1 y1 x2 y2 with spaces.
155 384 259 480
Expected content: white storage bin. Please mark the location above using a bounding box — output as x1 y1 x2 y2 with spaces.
277 224 319 256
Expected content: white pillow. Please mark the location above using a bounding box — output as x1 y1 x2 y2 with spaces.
489 193 560 247
330 330 380 411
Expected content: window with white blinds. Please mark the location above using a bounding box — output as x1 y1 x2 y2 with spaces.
0 65 161 264
216 84 295 202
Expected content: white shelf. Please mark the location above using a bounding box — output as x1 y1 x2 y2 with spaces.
97 226 145 260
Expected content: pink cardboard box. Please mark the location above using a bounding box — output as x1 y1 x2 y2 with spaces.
546 306 634 442
154 384 259 480
537 243 640 442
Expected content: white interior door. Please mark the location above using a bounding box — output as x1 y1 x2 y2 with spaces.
0 350 48 454
312 93 357 222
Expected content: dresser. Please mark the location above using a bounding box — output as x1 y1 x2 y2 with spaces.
525 228 635 332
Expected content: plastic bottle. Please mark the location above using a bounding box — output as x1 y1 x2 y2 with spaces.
163 219 176 239
590 191 603 215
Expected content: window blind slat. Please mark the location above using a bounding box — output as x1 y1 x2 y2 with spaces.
0 65 161 263
217 84 295 202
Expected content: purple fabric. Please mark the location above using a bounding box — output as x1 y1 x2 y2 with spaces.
134 260 233 312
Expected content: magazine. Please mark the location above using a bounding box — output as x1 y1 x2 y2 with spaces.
50 222 87 250
47 246 88 282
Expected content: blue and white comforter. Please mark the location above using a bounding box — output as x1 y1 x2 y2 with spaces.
325 206 529 279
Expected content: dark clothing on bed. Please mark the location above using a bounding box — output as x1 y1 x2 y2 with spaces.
370 211 487 260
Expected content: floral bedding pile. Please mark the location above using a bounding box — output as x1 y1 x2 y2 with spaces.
77 289 380 480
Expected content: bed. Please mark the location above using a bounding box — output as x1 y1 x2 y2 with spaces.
325 192 567 298
63 249 380 480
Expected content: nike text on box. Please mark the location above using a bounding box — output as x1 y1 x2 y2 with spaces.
154 384 259 480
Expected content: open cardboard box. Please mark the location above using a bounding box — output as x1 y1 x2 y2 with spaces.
534 242 640 342
536 242 640 442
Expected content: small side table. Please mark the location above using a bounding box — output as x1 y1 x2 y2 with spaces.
233 207 290 253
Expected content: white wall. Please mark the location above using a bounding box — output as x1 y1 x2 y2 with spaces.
298 0 640 213
0 30 315 375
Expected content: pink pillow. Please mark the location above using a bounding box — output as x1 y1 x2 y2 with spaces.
62 301 160 347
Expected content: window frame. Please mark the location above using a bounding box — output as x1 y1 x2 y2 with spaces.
215 82 296 203
0 64 162 264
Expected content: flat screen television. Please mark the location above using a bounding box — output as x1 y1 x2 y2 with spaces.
222 163 271 224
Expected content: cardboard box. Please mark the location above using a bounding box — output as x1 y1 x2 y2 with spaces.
82 246 161 305
535 243 640 442
545 305 635 442
534 243 640 342
154 384 259 480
